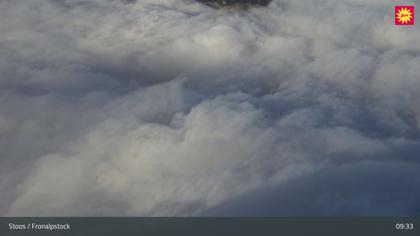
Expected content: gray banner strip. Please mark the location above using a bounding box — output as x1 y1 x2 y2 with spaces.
1 217 419 236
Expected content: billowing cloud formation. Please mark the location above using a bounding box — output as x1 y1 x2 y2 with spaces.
0 0 419 216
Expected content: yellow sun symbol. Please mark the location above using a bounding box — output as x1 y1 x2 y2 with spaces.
396 8 413 24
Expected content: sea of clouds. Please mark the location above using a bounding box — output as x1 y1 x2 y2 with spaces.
0 0 419 216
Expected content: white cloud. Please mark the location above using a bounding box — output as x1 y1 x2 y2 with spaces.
0 0 419 216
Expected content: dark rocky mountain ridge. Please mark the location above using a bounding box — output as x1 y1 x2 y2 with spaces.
197 0 271 8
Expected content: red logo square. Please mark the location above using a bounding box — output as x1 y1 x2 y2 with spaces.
395 6 415 25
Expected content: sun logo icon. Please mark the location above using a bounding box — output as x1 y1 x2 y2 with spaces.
395 6 415 25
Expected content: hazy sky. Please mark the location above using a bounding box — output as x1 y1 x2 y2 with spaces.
0 0 419 216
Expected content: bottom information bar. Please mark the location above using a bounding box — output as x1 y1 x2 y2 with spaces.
1 217 419 236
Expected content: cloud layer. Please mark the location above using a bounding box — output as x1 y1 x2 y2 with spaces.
0 0 419 216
